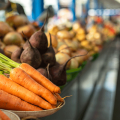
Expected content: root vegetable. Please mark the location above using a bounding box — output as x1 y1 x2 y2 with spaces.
0 41 5 50
41 33 56 66
17 24 36 38
9 67 57 105
0 21 14 37
0 90 42 111
54 93 64 102
76 49 88 61
20 40 42 69
58 44 71 56
69 58 79 69
57 30 72 39
28 16 48 54
46 33 58 48
4 45 20 58
11 47 23 63
3 32 24 46
64 40 79 52
55 53 71 69
50 54 87 86
0 54 61 93
6 15 29 28
37 68 48 78
19 63 61 93
57 39 66 48
0 74 53 110
71 52 84 65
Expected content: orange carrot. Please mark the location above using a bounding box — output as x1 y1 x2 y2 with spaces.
0 75 53 110
0 110 11 120
0 90 42 111
51 105 57 109
0 54 61 93
9 67 57 105
54 93 64 102
19 63 61 93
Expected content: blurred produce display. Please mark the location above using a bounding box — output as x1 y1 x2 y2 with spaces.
0 14 118 88
0 10 119 120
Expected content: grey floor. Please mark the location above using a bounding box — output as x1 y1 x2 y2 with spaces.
83 45 119 120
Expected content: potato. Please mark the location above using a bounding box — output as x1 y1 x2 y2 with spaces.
3 32 24 46
17 24 36 38
69 58 79 69
55 53 71 69
4 45 20 58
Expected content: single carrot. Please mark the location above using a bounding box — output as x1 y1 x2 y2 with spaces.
54 93 64 102
0 75 53 110
0 110 11 120
8 67 57 105
0 90 42 111
0 54 61 93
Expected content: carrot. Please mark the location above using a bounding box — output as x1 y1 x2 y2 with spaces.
51 105 57 109
0 110 11 120
54 93 64 102
8 67 57 105
19 63 61 93
0 75 53 110
0 90 42 111
0 53 61 93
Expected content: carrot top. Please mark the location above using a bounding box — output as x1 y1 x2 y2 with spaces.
0 53 20 68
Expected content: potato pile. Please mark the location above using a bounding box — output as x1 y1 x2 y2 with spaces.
0 15 40 58
47 23 100 70
47 21 117 70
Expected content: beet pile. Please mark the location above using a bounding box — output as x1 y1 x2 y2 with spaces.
11 19 86 87
10 21 62 85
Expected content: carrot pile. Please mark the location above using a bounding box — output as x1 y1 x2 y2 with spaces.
0 53 64 111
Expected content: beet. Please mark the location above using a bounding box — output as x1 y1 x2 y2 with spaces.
41 33 56 66
20 40 42 69
28 15 48 54
4 45 19 58
49 62 66 86
11 47 23 63
29 29 48 53
37 68 48 78
49 54 88 86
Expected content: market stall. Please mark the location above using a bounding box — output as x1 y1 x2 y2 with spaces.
0 0 120 120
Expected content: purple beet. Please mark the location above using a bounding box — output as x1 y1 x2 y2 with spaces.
49 54 88 86
28 14 48 54
20 40 42 69
11 47 23 63
41 33 56 66
37 68 48 78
